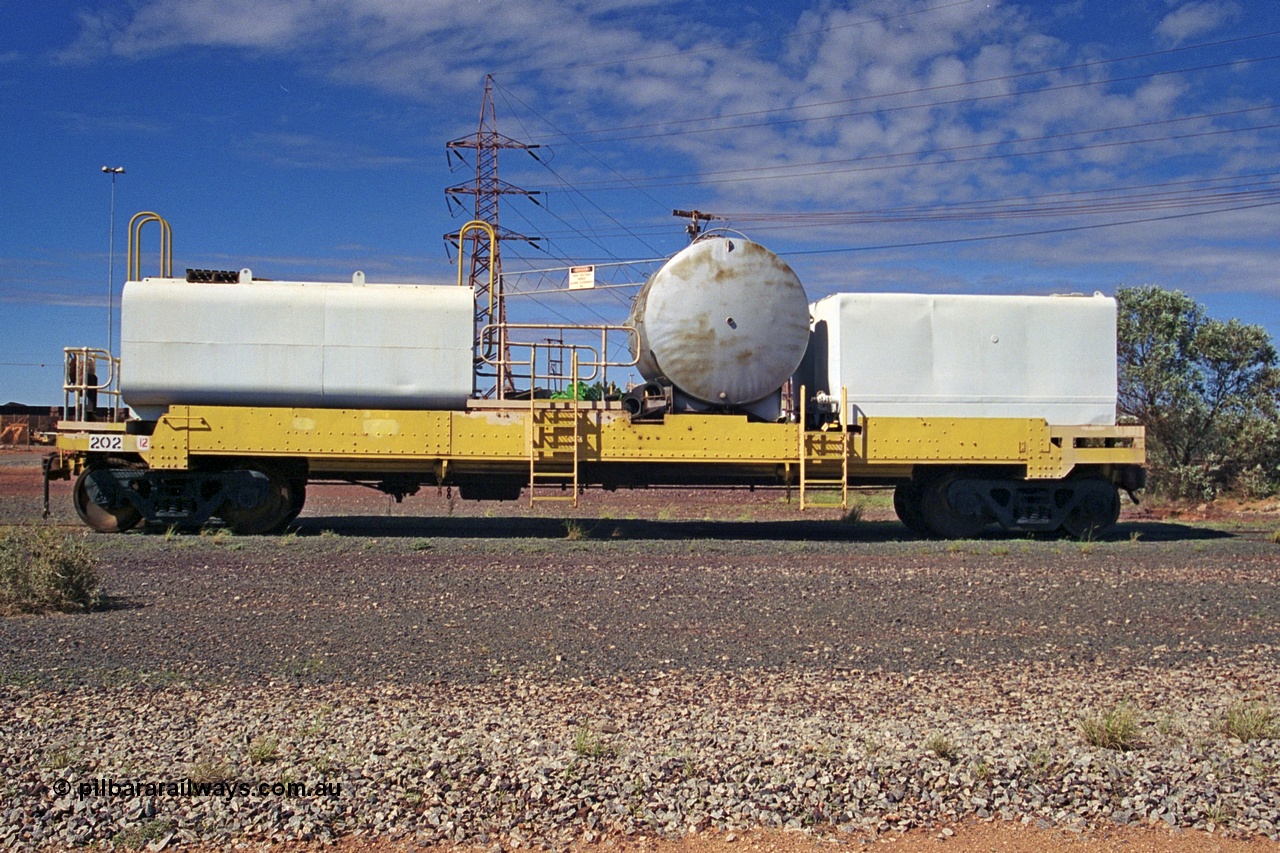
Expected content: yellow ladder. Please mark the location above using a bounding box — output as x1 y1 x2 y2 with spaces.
798 386 849 511
528 350 582 507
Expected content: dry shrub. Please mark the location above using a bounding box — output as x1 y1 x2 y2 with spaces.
0 526 101 615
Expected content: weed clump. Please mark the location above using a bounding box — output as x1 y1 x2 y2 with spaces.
1080 704 1144 751
188 758 234 785
113 819 175 850
926 733 959 763
248 736 280 765
1223 702 1277 742
572 723 612 759
0 526 100 615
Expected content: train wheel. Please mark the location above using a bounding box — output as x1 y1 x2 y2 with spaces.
1061 477 1120 540
73 465 143 533
218 467 295 535
920 474 989 539
893 481 930 537
283 479 307 526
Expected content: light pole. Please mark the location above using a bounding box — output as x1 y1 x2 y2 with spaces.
102 166 125 354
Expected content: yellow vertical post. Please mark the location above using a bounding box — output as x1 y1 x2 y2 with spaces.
798 384 808 510
570 350 580 508
840 386 849 510
528 342 538 507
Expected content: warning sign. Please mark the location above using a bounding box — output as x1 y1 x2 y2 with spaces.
568 265 595 290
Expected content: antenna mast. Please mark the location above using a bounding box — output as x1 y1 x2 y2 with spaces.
444 75 542 398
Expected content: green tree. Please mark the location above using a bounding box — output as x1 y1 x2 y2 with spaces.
1117 285 1280 499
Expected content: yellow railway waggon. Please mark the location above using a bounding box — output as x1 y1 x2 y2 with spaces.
49 219 1144 539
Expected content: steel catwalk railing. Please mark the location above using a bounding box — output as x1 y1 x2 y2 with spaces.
62 347 122 423
478 323 638 393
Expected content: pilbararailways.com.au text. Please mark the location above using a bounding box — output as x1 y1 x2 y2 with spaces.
49 777 342 801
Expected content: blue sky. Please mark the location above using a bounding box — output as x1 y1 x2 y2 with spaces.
3 0 1279 406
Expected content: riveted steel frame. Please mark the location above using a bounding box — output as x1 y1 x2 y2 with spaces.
57 404 1145 490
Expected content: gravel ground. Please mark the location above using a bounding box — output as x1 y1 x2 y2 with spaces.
1 451 1278 850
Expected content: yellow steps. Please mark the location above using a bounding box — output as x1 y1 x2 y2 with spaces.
798 386 850 511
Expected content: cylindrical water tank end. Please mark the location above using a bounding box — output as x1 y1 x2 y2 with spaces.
629 237 810 407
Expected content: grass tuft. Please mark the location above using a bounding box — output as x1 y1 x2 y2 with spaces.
47 745 81 770
1080 704 1144 751
1223 702 1277 742
563 519 589 541
573 723 612 759
248 736 280 765
0 526 100 615
1027 746 1052 779
113 819 174 850
926 733 959 763
188 757 234 784
1203 801 1233 825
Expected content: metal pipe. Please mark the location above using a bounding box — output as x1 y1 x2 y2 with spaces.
101 167 125 354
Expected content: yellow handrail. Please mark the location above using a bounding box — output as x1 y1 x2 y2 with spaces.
455 219 496 310
127 211 173 280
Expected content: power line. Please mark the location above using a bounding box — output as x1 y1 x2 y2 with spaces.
506 282 643 298
542 104 1280 191
512 171 1280 240
778 199 1280 257
495 81 654 214
493 80 670 254
544 53 1280 148
715 178 1280 227
523 30 1280 143
552 118 1280 192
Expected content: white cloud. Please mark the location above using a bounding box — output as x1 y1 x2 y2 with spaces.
238 131 418 170
1154 1 1240 45
53 0 1278 289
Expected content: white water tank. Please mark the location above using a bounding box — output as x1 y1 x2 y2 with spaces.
809 291 1118 425
121 275 475 419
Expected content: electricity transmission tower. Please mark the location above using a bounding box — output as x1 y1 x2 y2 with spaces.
444 74 542 398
